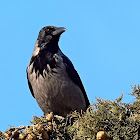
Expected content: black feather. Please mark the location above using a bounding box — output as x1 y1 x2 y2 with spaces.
26 69 35 98
62 55 90 108
29 51 56 76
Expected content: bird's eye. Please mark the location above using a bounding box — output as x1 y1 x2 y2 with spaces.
47 28 50 32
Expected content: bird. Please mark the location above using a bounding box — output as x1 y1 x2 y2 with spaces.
26 26 90 116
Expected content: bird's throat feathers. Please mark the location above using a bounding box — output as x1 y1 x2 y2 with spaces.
29 42 59 78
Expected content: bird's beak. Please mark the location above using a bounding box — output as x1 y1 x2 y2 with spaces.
52 27 67 36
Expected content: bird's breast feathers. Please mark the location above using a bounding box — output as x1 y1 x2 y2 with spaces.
27 50 86 102
28 49 66 80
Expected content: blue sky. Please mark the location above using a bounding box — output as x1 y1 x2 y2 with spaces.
0 1 140 131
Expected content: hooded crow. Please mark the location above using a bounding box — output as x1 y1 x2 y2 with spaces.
27 26 90 116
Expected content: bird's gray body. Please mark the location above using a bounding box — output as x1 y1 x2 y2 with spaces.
27 51 86 116
27 26 89 116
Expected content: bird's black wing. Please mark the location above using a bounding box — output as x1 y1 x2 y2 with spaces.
62 55 90 108
26 68 35 98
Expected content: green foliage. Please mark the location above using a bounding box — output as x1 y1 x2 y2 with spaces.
67 95 140 139
66 84 140 140
0 84 140 140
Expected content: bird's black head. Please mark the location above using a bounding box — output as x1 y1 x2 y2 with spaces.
37 26 66 52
